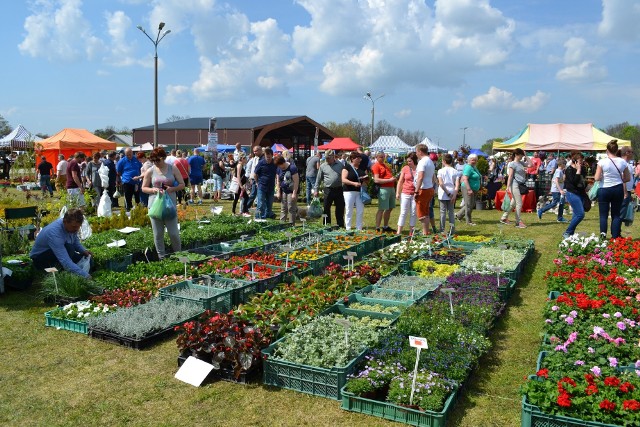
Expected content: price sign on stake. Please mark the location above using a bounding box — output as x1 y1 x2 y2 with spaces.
201 274 212 298
447 224 454 248
45 267 59 296
408 336 428 405
246 259 257 280
335 318 352 347
440 287 456 316
322 214 328 227
300 218 306 230
178 256 189 279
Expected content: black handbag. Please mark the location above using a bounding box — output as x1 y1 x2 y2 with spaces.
517 181 529 195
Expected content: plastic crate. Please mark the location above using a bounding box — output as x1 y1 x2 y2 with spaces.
340 384 458 427
262 336 367 400
159 280 233 311
521 377 619 427
89 326 175 350
104 254 133 272
356 284 426 306
207 276 255 306
337 293 406 316
498 278 516 302
322 301 400 325
383 234 402 247
44 310 88 334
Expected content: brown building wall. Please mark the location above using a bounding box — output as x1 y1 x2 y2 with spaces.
133 129 254 148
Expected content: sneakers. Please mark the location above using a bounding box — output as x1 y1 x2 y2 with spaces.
466 222 477 226
557 218 568 223
515 221 527 229
562 233 571 239
537 209 542 220
188 199 194 205
197 200 203 205
382 226 395 233
499 218 511 225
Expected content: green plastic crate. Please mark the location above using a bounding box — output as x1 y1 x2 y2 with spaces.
44 310 88 334
207 275 254 306
498 278 516 302
522 376 619 427
262 336 367 400
338 293 406 314
104 254 133 272
323 301 400 324
356 284 426 306
159 280 232 311
341 384 458 427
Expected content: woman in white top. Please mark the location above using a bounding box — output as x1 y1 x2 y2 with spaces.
593 139 630 238
437 153 459 234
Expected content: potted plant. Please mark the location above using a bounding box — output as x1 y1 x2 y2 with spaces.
176 310 270 382
40 271 103 304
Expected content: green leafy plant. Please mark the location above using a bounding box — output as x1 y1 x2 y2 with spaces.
40 271 102 300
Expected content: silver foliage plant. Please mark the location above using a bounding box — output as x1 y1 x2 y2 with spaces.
86 299 202 338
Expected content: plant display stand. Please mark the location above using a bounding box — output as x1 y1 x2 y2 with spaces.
521 394 620 427
341 385 458 427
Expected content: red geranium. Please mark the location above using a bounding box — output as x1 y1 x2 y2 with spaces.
623 399 640 411
599 399 616 411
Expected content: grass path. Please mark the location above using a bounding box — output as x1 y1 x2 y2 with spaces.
1 198 637 426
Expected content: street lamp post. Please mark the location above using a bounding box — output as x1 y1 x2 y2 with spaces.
460 127 468 147
364 92 384 147
137 22 171 148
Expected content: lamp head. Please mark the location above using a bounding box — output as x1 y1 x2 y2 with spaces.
159 22 165 30
137 25 144 31
366 92 371 98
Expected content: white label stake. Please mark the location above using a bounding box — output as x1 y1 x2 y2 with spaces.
178 256 189 280
45 267 59 296
408 336 428 406
440 287 456 316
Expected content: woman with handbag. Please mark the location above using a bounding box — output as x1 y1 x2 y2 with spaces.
231 153 248 216
593 139 630 238
562 151 588 238
395 152 418 235
342 151 365 231
499 148 531 228
141 148 185 259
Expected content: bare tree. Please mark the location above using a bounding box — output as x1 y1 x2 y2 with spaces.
166 114 191 122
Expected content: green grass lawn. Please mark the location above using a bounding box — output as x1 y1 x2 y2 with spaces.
1 197 637 426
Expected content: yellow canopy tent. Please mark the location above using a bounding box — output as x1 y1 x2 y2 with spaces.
493 123 630 151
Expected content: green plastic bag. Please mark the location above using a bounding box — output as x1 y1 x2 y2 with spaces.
588 180 601 201
502 193 511 212
148 192 165 220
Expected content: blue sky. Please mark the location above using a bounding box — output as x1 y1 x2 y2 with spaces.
2 0 639 150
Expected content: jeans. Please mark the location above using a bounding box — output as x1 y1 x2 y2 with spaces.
500 182 523 224
397 193 417 228
540 191 564 219
344 191 364 230
456 189 476 223
564 191 585 236
598 184 624 238
323 187 345 227
306 176 316 205
256 187 274 219
439 198 455 233
280 192 298 224
620 192 633 222
39 175 53 195
244 181 257 212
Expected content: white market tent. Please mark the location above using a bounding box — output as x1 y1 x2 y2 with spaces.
369 135 411 154
0 124 42 150
419 136 446 153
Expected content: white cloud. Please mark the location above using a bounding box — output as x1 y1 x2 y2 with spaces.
471 87 549 112
394 109 412 119
292 0 515 95
1 107 19 117
447 99 467 114
19 0 103 61
556 37 607 83
598 0 640 41
165 85 189 105
105 11 137 66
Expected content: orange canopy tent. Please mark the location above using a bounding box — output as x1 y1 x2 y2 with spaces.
318 137 361 151
36 128 116 170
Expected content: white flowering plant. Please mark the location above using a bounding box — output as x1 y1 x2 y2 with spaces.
460 247 524 273
558 233 608 257
48 301 116 322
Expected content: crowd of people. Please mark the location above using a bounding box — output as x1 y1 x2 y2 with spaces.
31 139 639 280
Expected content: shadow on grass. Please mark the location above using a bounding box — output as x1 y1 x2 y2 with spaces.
0 282 49 311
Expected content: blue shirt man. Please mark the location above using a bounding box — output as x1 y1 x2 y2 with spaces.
545 155 557 175
188 152 206 184
30 209 91 278
254 148 277 219
116 150 142 183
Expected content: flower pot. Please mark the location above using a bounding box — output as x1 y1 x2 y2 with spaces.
475 200 485 210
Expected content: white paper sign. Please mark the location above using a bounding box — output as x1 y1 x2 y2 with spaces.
107 239 126 248
44 267 59 273
118 227 140 234
409 336 429 349
175 356 214 387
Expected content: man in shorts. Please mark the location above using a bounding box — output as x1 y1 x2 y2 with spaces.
414 144 436 236
371 151 396 232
